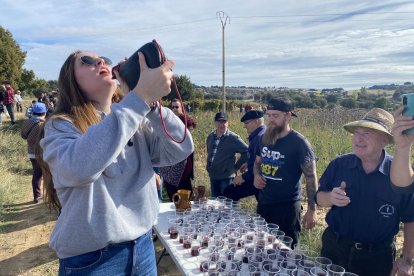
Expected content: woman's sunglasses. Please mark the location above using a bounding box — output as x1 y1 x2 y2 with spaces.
80 56 112 66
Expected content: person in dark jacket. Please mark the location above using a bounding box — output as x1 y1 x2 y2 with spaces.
2 81 15 124
206 112 248 197
0 87 4 125
21 102 48 203
224 110 265 201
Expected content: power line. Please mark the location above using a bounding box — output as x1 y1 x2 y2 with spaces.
232 11 414 19
22 11 414 42
230 18 414 25
48 17 218 39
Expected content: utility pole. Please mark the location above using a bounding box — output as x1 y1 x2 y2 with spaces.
217 11 230 113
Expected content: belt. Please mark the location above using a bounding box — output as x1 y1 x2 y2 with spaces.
327 228 394 251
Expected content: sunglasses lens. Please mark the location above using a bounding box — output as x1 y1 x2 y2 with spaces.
81 56 112 66
101 56 112 65
80 56 95 65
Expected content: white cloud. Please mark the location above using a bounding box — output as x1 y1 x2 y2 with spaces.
1 0 414 89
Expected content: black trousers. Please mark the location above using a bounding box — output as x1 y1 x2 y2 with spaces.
257 201 301 248
30 158 42 200
321 227 395 276
223 180 259 201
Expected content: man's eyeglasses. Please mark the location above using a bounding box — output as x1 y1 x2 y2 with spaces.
172 106 180 109
80 56 112 66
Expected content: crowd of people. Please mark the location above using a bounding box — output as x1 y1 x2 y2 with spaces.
2 50 414 275
154 97 414 276
0 81 57 204
0 81 58 126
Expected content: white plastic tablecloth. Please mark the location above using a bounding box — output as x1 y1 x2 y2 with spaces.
154 202 203 275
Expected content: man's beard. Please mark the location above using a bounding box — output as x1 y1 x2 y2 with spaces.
262 125 283 146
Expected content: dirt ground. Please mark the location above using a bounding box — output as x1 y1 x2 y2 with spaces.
0 194 181 276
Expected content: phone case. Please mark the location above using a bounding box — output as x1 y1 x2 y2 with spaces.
402 93 414 134
112 40 166 91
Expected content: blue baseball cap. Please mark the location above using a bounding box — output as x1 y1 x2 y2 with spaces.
32 102 48 114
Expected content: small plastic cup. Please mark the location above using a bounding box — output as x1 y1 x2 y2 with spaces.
310 266 328 276
314 256 332 270
279 235 293 248
293 269 311 276
327 264 345 276
168 218 180 239
263 262 281 275
286 251 303 265
298 259 316 273
248 254 264 271
271 229 285 239
280 260 298 275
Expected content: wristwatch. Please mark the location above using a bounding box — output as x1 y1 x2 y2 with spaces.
400 255 414 266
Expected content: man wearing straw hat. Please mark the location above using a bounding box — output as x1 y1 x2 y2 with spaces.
316 108 414 276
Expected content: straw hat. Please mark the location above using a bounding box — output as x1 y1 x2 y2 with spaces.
343 108 394 142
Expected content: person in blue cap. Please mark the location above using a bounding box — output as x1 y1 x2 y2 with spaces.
253 97 318 248
316 108 414 276
21 102 48 203
223 110 266 201
206 112 248 197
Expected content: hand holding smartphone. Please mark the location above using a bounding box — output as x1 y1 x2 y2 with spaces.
402 93 414 134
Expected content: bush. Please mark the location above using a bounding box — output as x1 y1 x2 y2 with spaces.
203 100 221 111
340 98 357 108
191 100 204 112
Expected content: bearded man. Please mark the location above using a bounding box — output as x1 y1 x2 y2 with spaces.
253 98 318 248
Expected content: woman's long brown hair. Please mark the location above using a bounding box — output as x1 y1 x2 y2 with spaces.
35 51 124 211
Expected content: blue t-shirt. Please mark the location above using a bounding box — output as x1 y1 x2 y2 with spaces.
318 152 414 244
256 130 315 204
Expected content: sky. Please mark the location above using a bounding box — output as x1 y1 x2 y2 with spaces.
1 0 414 90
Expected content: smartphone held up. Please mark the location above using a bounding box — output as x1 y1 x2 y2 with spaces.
402 93 414 134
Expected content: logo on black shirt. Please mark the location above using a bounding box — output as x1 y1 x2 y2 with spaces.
378 204 395 218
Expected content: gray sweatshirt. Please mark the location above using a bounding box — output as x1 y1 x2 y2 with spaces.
40 93 194 258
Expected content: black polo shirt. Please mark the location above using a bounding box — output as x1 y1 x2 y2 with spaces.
317 151 414 244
